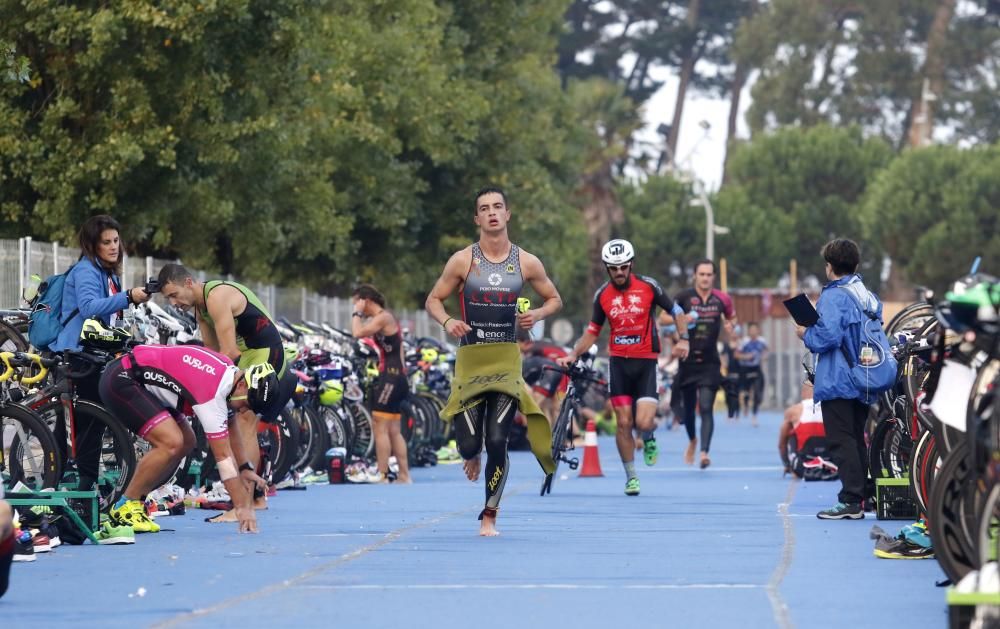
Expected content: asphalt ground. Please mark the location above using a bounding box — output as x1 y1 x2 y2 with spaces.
2 410 946 628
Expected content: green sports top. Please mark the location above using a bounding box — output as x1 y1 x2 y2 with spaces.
199 280 286 375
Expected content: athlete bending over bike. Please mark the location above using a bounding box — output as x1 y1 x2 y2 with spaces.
102 345 276 533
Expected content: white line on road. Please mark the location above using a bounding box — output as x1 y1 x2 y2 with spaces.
297 583 763 590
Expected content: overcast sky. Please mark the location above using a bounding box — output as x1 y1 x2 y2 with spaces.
633 63 755 192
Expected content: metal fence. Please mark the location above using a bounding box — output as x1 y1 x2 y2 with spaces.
2 237 449 344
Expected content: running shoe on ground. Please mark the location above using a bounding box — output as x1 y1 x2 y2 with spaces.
873 538 934 559
30 533 51 553
817 502 863 520
643 438 659 466
95 522 135 545
624 477 640 496
12 530 35 562
109 500 161 533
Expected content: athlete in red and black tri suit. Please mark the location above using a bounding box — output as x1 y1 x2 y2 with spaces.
560 239 689 496
673 259 737 469
351 283 411 484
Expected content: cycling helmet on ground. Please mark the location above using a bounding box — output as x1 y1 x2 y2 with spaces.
601 239 635 266
244 362 280 415
80 319 132 351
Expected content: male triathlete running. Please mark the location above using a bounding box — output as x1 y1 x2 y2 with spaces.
559 239 689 496
426 186 562 536
158 264 295 520
673 259 737 469
351 283 411 484
102 345 276 533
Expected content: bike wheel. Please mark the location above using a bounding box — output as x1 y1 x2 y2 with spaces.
909 429 937 517
346 400 374 458
928 442 978 583
0 320 29 353
867 416 911 480
320 405 351 451
289 405 323 473
2 402 60 491
259 408 300 484
542 402 574 496
60 400 136 512
304 404 331 472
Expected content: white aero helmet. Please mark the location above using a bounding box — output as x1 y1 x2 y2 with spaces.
601 239 635 265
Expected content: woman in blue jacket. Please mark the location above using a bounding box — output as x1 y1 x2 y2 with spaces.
796 238 880 521
50 215 152 490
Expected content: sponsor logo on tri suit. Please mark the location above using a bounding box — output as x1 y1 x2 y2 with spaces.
142 370 182 394
182 354 217 375
613 335 641 345
468 289 517 306
470 320 508 328
609 293 644 325
488 273 503 286
476 328 507 340
488 465 504 491
468 373 509 385
505 264 515 274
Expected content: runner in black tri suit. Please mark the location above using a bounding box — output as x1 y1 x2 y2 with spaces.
673 259 737 469
425 185 562 536
560 239 689 496
351 283 411 484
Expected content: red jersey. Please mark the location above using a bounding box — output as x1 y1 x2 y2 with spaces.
587 275 676 359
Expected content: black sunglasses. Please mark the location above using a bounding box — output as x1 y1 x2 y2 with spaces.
606 263 631 272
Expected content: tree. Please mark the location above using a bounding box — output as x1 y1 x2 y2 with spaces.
860 144 1000 296
714 125 893 286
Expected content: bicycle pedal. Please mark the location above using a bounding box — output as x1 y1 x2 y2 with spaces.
567 458 579 470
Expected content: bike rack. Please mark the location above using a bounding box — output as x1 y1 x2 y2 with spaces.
5 489 100 544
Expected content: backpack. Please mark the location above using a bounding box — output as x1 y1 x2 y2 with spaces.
838 281 898 403
27 264 77 351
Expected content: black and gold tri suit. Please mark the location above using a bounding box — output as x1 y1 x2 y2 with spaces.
455 242 523 511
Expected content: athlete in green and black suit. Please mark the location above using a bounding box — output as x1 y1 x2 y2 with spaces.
426 186 562 536
158 264 296 516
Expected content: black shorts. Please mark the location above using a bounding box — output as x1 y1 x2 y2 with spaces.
99 360 182 439
370 372 409 414
678 362 722 389
522 356 562 398
608 357 658 408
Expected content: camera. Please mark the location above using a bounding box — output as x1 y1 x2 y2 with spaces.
144 278 162 295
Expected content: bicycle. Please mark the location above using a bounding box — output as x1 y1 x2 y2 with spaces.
540 359 607 496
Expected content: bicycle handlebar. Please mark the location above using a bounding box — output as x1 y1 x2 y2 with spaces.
542 363 606 386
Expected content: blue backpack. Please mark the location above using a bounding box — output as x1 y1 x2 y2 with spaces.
838 282 897 403
27 264 78 351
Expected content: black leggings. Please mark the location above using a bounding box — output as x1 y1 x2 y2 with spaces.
681 384 717 453
454 392 516 510
741 368 765 414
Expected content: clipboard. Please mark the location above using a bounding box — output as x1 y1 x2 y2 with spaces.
783 293 819 327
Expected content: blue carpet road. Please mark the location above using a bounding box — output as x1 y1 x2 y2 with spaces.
2 411 946 628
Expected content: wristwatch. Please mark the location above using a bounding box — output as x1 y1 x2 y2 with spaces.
352 312 363 318
679 333 690 341
239 462 254 473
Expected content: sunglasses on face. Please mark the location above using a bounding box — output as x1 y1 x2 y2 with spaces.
606 263 631 272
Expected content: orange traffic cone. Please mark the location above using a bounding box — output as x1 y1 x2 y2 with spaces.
579 419 604 477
